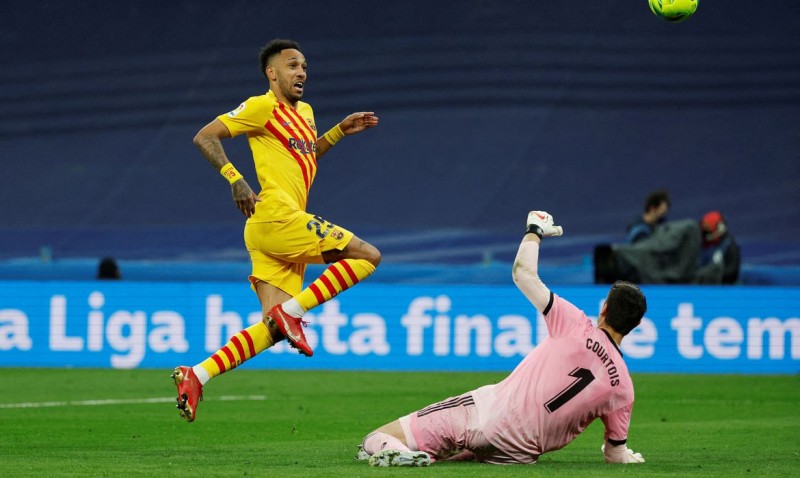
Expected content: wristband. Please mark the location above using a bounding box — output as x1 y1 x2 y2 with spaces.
526 224 544 239
322 124 345 146
220 163 244 185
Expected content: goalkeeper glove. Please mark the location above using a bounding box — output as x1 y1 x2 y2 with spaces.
526 211 563 239
601 444 645 464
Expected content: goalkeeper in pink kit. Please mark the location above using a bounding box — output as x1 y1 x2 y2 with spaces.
357 211 647 467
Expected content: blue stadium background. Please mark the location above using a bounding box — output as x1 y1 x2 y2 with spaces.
1 0 799 284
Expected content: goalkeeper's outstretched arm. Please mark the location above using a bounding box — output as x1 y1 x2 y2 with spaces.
512 211 563 313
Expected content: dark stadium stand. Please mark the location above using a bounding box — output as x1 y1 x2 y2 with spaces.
1 1 798 284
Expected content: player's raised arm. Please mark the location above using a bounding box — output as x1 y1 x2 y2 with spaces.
511 211 563 312
193 119 260 218
316 112 379 159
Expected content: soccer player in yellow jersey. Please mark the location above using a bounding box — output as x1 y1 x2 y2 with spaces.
171 39 381 422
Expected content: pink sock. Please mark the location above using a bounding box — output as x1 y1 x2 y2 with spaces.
363 432 412 454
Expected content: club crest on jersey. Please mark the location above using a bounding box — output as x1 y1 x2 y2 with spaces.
330 229 344 240
227 103 246 117
306 118 316 131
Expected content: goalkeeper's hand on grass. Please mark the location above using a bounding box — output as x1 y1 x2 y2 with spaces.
620 448 645 463
526 211 563 238
601 444 645 464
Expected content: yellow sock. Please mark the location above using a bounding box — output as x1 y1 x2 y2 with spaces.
197 321 274 379
296 258 376 311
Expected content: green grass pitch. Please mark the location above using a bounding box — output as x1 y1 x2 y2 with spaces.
0 368 797 477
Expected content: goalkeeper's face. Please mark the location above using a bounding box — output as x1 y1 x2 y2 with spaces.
269 48 307 104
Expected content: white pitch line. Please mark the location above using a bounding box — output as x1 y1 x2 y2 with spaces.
0 395 267 409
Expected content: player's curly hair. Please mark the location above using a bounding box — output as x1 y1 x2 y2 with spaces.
604 281 646 335
259 39 302 79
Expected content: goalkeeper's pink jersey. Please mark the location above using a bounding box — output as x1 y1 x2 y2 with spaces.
471 293 634 462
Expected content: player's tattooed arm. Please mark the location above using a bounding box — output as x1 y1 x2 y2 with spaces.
193 119 260 217
196 135 229 170
192 119 232 170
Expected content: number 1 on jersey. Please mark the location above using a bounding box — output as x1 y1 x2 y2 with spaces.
544 367 595 413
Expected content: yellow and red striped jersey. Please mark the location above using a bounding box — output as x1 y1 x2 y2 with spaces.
217 90 318 222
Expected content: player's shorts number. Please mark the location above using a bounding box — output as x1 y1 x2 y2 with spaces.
306 215 333 239
544 367 595 413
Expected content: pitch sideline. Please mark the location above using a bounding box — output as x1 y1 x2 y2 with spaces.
0 395 268 409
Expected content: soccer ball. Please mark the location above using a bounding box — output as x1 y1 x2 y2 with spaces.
648 0 698 23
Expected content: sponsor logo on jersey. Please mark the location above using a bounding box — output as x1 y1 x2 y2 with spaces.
288 137 317 154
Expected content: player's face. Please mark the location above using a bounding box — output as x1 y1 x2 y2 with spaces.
269 49 307 104
653 201 669 221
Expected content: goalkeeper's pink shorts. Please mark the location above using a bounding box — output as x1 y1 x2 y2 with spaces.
399 392 530 464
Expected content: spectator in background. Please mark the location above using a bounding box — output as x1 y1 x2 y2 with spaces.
695 211 740 284
595 210 740 285
626 190 670 243
97 257 121 280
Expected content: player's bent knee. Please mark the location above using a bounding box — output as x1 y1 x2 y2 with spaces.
331 237 382 266
367 245 382 267
355 237 381 266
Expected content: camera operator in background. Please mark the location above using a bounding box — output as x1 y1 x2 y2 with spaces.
626 190 670 244
596 204 740 285
694 211 740 284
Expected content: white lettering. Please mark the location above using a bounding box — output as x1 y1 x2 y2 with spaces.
494 315 533 357
247 311 262 326
349 314 390 356
266 337 291 354
87 291 105 351
433 296 451 356
150 311 189 353
454 314 492 356
205 295 243 351
401 297 435 355
671 303 703 359
622 317 657 358
704 317 743 359
49 295 84 351
747 317 800 359
0 309 32 351
434 315 450 356
318 301 348 355
106 311 146 368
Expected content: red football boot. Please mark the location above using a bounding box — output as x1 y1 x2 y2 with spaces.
171 366 203 422
267 304 313 357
